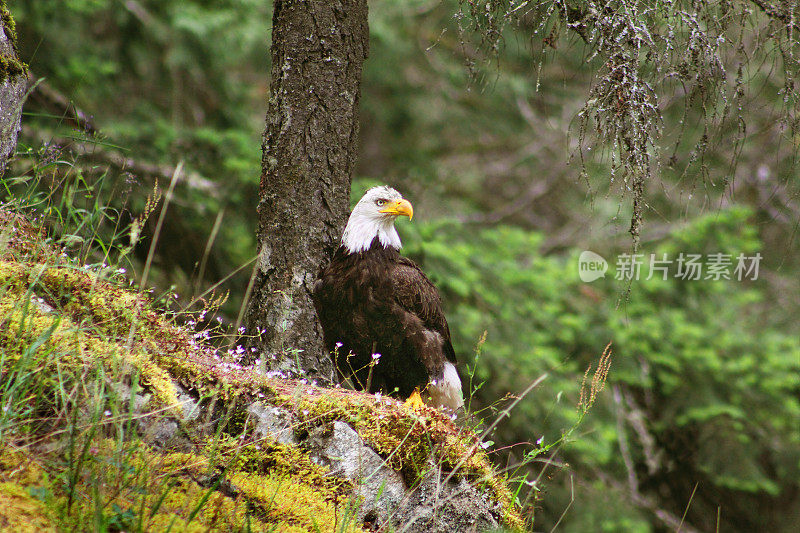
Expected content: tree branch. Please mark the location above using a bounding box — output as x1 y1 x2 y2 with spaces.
26 72 97 135
22 72 219 199
23 126 219 200
593 470 703 533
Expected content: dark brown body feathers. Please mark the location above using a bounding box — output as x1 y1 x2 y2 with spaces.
312 237 457 398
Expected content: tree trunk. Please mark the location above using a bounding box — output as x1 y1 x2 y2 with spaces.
243 0 369 382
0 2 26 177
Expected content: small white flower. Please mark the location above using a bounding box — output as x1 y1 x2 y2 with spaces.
104 410 112 417
536 436 544 446
335 342 343 348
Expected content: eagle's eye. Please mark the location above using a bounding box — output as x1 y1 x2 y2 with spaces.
376 199 386 207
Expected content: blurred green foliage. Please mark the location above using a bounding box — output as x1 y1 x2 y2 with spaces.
401 207 799 530
5 0 800 531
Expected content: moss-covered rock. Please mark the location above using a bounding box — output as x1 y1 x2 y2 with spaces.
0 448 58 532
0 209 527 532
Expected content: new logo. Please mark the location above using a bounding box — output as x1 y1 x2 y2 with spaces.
578 251 608 282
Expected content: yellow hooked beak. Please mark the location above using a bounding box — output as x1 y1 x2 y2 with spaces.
379 198 414 220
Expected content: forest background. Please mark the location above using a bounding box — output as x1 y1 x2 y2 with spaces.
4 1 800 531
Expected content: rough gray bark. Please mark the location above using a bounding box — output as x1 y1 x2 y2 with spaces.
0 3 26 177
243 0 369 382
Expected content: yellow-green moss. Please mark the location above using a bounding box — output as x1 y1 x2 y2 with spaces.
0 448 58 533
213 434 354 502
1 1 18 45
55 438 364 533
1 1 27 83
0 262 179 411
232 471 361 532
0 243 283 418
52 440 269 532
268 382 527 531
0 483 56 532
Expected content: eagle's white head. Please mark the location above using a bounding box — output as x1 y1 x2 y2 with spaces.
342 186 414 254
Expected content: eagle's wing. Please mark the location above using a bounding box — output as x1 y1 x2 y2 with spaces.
390 256 457 364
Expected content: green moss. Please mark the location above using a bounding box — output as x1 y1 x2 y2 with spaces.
1 0 27 82
0 262 179 411
269 382 526 531
0 250 281 416
213 435 354 502
0 448 58 532
49 438 364 533
229 472 363 532
0 1 16 44
0 55 24 82
49 441 270 532
0 483 56 532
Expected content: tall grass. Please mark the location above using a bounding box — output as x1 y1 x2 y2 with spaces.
0 139 250 530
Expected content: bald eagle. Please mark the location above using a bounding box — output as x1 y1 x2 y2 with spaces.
312 186 464 411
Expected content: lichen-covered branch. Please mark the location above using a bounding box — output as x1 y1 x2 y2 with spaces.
750 0 800 33
456 0 800 250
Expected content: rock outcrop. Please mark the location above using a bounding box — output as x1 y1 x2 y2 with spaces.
0 210 526 532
